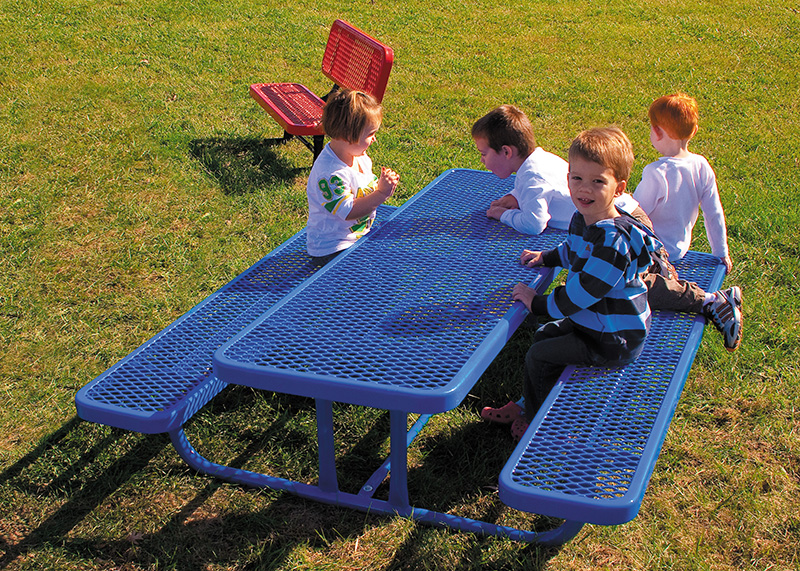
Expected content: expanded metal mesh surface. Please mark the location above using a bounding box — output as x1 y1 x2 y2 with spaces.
80 242 325 416
502 251 723 521
75 204 401 428
219 170 563 407
322 20 392 101
252 83 325 127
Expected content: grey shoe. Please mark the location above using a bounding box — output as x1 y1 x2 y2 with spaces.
703 286 743 351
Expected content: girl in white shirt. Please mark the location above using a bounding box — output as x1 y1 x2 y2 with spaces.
306 89 399 259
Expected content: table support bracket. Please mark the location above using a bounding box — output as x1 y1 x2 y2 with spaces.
168 422 585 546
316 399 339 494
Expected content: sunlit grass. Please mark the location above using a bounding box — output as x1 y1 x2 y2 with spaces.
1 0 799 569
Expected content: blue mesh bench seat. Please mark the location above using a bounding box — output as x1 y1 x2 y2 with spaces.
74 206 396 434
499 251 727 536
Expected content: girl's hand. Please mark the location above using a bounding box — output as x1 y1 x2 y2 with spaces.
377 167 399 197
520 249 543 267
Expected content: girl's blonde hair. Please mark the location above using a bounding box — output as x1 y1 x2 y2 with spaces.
321 89 383 143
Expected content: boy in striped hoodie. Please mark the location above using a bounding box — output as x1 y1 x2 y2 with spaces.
507 127 660 440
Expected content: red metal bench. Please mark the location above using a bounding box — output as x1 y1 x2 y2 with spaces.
250 19 394 161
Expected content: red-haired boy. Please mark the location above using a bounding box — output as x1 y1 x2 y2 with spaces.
633 92 742 350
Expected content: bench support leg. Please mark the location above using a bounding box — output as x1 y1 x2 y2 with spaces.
280 133 325 162
169 427 309 496
312 135 324 161
387 410 411 511
359 413 431 497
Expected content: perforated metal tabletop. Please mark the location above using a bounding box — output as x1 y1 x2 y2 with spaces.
214 169 564 413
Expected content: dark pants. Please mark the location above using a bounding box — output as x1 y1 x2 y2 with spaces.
522 319 628 421
311 250 343 267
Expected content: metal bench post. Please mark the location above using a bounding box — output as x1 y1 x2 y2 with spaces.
388 410 411 511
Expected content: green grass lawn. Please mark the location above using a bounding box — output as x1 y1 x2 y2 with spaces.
1 0 799 569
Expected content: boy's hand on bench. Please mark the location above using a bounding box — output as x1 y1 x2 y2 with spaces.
520 249 544 267
512 283 536 312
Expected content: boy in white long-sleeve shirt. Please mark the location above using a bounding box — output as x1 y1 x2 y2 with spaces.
472 105 575 235
634 92 742 350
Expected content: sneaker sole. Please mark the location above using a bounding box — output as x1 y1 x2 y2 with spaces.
724 287 743 351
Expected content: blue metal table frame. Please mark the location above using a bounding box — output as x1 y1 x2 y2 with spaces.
200 169 577 543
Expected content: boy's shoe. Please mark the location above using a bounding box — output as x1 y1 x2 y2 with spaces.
511 417 529 443
703 286 743 351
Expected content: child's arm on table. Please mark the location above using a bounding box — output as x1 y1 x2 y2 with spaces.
490 191 552 235
489 194 519 210
512 249 548 313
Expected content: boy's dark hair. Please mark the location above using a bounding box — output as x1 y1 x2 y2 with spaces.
321 89 383 143
568 127 634 183
471 105 536 157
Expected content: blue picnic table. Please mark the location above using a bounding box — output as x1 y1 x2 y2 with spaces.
77 168 727 545
211 169 566 541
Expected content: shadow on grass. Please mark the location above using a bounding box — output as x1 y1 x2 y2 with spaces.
0 398 563 570
0 418 170 569
393 419 565 568
189 136 308 196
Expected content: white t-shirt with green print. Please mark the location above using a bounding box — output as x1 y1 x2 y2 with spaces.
306 143 379 257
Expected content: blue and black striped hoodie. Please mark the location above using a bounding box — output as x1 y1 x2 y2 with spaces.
532 211 660 361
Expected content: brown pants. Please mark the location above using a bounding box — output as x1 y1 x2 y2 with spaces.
643 272 706 314
626 205 707 315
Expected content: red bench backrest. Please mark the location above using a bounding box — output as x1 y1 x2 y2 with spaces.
321 20 394 103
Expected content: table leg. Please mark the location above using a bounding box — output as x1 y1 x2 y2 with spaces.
316 399 338 494
388 410 411 512
360 413 431 497
170 420 585 545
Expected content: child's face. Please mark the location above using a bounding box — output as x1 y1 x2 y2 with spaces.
567 156 626 225
351 120 381 156
474 137 515 179
649 125 673 155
